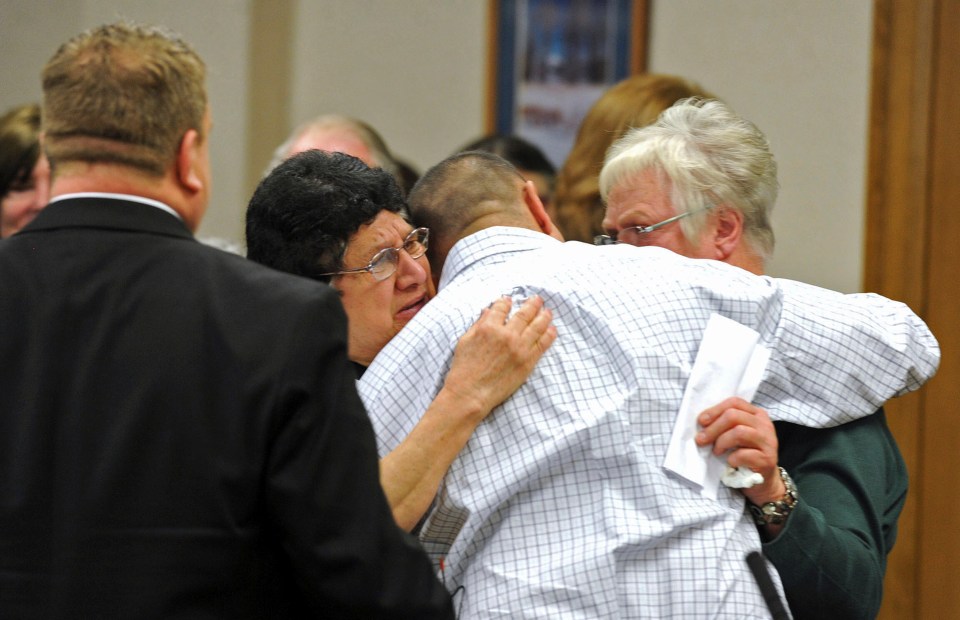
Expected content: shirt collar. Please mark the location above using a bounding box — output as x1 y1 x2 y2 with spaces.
49 192 183 221
438 227 562 290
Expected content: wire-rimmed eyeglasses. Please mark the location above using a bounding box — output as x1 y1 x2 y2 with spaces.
594 205 714 246
320 227 429 282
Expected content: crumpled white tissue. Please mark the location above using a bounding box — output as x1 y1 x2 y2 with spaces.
721 466 765 488
663 313 771 499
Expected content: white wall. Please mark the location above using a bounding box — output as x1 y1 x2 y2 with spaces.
288 0 488 173
1 0 871 291
0 0 252 243
0 2 82 100
648 0 873 291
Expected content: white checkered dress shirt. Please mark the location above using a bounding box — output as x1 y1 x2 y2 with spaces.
359 227 939 619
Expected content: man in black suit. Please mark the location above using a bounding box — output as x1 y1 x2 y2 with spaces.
0 22 453 619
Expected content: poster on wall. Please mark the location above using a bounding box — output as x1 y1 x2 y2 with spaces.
492 0 643 168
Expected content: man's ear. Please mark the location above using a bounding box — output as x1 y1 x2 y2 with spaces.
710 205 743 261
522 180 565 241
176 129 203 194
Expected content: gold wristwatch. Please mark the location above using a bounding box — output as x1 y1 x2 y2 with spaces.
749 467 798 526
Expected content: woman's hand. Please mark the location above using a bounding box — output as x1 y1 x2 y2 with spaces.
442 295 557 422
382 295 556 530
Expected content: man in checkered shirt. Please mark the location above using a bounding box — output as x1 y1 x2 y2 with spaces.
358 151 939 619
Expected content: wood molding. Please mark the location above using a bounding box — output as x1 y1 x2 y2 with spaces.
867 0 960 617
917 1 960 615
630 0 650 74
485 0 501 134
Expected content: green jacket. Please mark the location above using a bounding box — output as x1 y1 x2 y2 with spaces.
766 408 907 619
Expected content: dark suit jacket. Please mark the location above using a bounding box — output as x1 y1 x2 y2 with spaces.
0 197 453 619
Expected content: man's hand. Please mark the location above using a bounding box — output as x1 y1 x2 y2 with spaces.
695 397 785 507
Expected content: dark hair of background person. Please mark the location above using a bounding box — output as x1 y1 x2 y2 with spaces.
459 134 555 179
553 73 715 243
0 104 42 199
394 157 421 196
246 150 408 282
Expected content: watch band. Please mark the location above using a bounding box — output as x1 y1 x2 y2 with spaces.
749 466 799 526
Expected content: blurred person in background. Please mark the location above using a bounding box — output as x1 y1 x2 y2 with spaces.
265 113 407 189
0 103 50 237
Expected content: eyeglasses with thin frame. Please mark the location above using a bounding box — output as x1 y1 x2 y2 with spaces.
594 205 714 246
320 227 430 282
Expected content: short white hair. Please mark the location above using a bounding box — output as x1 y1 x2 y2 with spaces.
600 98 778 261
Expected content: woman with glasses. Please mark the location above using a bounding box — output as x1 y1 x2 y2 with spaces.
246 150 556 531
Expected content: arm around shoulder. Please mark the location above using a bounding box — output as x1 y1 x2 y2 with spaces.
380 295 557 530
763 280 940 426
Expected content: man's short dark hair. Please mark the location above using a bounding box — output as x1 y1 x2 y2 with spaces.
245 149 408 281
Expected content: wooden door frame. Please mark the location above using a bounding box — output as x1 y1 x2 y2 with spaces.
868 0 959 617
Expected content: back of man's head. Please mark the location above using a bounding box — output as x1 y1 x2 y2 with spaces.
600 98 778 261
246 149 407 282
408 151 534 272
41 22 207 178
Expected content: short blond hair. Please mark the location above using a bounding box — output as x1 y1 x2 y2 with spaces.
42 22 206 176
